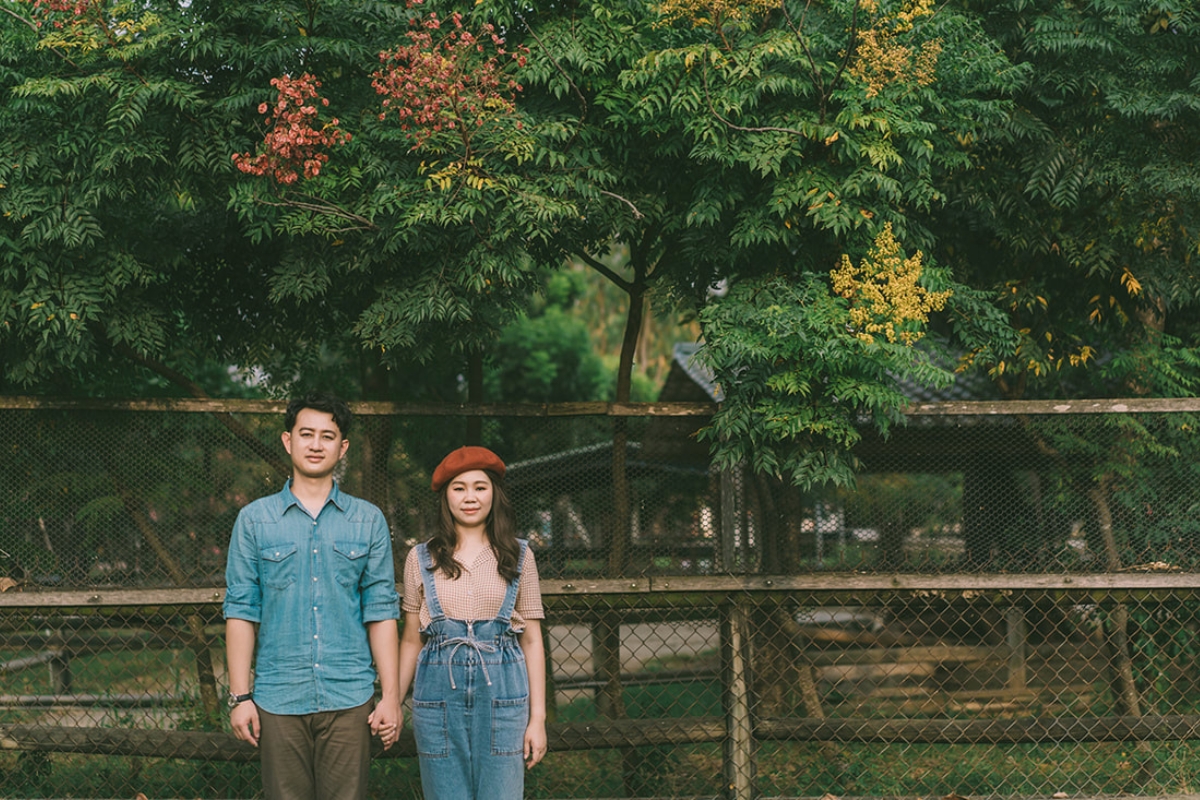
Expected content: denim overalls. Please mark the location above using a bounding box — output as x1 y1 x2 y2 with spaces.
411 540 530 799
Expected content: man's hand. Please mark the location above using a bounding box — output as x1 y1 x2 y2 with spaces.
230 701 260 747
368 698 402 750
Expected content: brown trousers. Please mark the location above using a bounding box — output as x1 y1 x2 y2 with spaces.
258 700 373 800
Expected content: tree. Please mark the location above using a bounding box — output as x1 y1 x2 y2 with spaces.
5 0 1196 493
938 0 1200 400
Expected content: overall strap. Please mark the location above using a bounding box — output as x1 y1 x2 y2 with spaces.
415 542 446 622
495 539 527 624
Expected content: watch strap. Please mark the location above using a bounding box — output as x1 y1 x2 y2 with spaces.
228 691 254 708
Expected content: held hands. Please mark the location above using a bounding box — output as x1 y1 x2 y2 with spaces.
524 718 548 769
230 701 260 747
369 698 402 750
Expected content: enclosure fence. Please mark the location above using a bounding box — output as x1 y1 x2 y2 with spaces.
3 396 1200 799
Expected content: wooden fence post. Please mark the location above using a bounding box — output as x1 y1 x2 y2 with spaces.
1006 606 1027 693
722 597 756 800
49 649 72 694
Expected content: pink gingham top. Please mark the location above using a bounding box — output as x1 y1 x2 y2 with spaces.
402 544 544 631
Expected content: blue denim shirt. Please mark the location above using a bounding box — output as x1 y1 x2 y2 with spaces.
222 480 400 715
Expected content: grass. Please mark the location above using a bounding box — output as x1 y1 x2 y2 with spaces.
755 740 1200 798
9 740 1200 799
0 751 260 799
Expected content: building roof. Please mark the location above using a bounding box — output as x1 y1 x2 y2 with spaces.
665 341 1000 405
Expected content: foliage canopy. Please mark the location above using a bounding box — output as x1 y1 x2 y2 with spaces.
2 0 1198 487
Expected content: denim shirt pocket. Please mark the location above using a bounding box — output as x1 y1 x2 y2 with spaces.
332 540 369 587
260 543 298 589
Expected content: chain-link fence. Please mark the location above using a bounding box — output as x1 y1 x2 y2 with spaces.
3 397 1200 798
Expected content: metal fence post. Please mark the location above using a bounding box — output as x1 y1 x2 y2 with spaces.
722 596 756 800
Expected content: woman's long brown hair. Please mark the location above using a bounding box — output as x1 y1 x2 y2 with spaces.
426 469 521 584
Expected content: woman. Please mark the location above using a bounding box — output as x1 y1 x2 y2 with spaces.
397 446 548 799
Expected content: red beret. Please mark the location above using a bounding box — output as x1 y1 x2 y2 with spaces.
431 446 506 493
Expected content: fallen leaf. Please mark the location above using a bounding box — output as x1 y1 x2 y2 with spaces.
0 577 18 593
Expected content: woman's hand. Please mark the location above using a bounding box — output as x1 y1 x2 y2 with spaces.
524 718 547 768
368 698 402 750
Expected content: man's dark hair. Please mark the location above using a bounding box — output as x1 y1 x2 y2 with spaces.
285 392 353 438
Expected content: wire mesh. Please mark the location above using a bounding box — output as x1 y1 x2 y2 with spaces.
2 400 1200 798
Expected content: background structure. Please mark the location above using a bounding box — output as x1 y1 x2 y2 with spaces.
4 394 1200 799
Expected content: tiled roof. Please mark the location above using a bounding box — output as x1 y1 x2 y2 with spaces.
671 341 999 405
671 343 723 402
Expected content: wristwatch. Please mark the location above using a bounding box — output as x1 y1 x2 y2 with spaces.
227 691 253 709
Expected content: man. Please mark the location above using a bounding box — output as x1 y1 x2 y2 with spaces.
223 392 401 800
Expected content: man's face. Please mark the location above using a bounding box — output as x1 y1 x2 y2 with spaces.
281 408 349 480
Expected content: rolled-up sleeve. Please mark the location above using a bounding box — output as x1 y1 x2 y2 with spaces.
360 509 400 623
223 509 262 623
515 547 545 621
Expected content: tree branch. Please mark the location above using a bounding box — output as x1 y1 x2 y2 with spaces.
598 190 644 219
701 49 807 136
1 5 80 68
110 343 291 477
517 12 588 125
572 250 632 293
255 195 377 231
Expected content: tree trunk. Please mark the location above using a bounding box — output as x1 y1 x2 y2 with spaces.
607 275 644 578
606 247 650 795
1092 477 1153 782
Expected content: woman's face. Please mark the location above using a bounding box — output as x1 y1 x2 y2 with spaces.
446 469 494 531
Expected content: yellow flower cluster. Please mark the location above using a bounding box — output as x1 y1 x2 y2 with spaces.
847 0 941 98
830 223 951 345
654 0 778 29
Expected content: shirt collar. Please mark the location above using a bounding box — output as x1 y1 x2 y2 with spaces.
281 479 347 515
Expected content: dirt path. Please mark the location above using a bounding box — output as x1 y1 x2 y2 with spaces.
547 621 718 678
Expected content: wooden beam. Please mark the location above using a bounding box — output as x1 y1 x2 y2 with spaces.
642 573 1200 594
0 396 718 417
756 715 1200 744
903 398 1200 416
5 573 1200 609
9 395 1199 417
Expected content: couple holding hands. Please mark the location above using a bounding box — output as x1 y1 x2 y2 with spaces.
223 392 546 799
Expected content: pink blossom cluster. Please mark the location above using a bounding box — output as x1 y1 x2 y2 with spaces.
370 10 527 150
21 0 95 29
232 74 352 185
